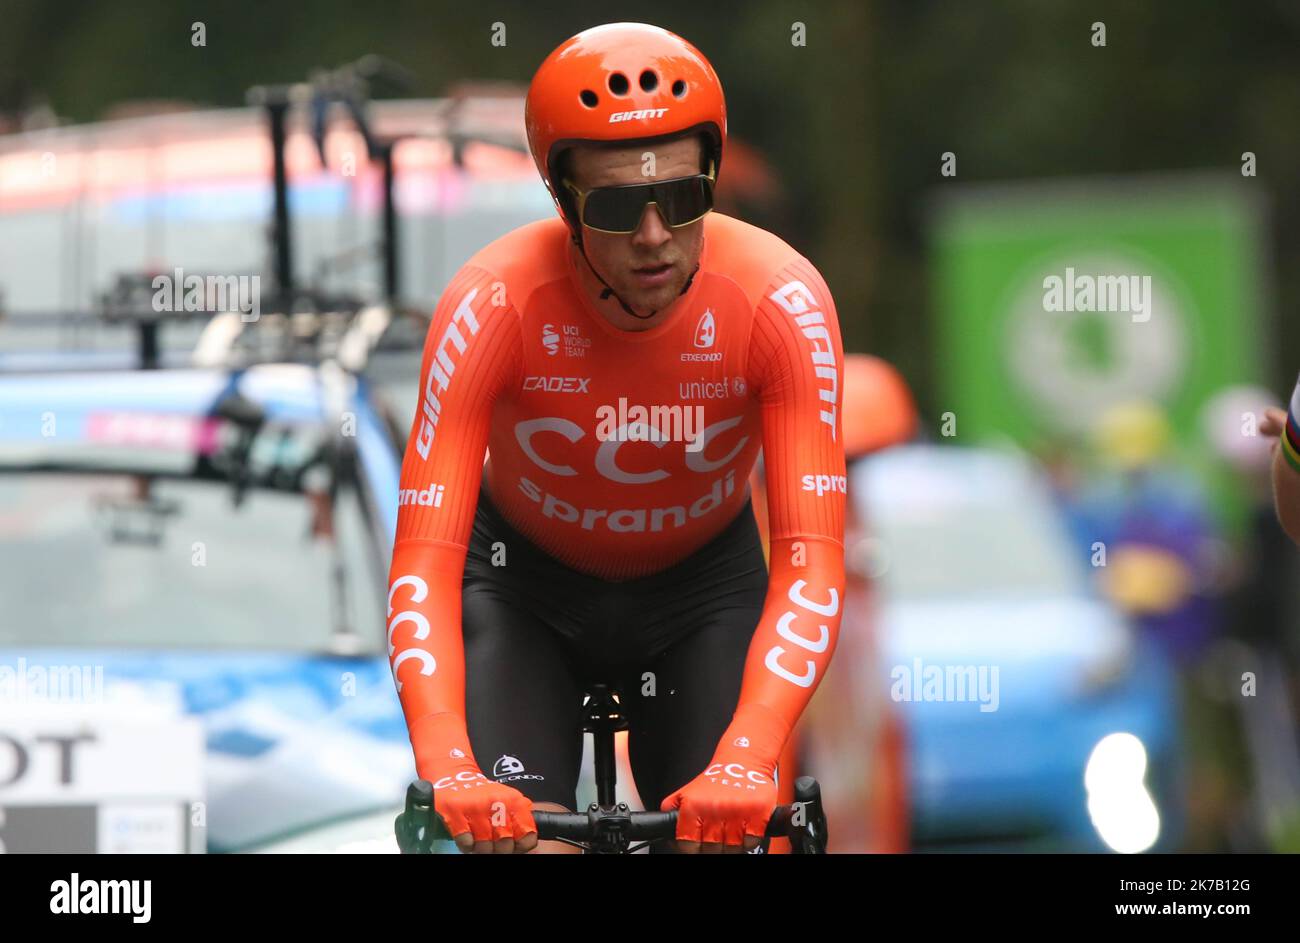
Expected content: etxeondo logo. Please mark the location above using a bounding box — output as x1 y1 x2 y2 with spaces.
492 754 545 784
50 874 151 924
682 309 722 362
694 309 716 348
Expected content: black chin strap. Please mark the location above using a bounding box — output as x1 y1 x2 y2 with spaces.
574 230 700 321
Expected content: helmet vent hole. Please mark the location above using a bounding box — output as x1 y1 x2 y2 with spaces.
639 70 658 93
671 79 687 98
608 72 629 96
580 89 599 108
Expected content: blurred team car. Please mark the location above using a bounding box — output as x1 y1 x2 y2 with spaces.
0 356 415 852
850 444 1185 852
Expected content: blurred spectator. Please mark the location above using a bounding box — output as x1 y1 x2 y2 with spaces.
1203 386 1297 653
1035 436 1092 551
1075 401 1221 666
1263 374 1300 548
1201 386 1300 849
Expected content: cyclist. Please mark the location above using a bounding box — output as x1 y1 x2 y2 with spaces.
1263 372 1300 545
387 22 846 853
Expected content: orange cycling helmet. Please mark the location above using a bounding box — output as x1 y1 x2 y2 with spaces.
841 354 918 458
525 22 727 238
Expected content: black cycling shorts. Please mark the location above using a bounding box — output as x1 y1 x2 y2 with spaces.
461 481 768 819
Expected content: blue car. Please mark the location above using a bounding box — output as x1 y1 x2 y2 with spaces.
852 445 1184 852
0 359 415 852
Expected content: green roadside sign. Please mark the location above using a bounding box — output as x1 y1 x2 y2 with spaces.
931 175 1271 531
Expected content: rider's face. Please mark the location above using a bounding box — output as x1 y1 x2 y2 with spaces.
565 135 707 317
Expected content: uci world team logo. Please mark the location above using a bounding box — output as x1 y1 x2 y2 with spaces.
542 322 591 358
694 309 716 348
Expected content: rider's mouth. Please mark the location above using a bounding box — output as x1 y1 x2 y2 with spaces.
631 262 675 286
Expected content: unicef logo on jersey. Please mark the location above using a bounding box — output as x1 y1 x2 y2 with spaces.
542 323 560 356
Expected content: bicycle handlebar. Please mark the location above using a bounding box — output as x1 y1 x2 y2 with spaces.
531 802 806 841
396 776 828 853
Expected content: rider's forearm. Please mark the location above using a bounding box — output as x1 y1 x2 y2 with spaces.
388 538 475 777
723 535 846 769
731 258 847 772
1275 375 1300 545
387 262 520 780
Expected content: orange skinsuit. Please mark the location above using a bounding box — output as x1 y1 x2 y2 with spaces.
387 212 846 845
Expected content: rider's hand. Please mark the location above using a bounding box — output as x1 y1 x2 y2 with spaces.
660 759 777 854
431 768 539 854
410 713 538 853
1261 407 1287 441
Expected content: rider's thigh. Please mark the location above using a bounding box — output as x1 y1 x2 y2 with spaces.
462 580 585 811
622 596 762 819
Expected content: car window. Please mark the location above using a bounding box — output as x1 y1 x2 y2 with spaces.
868 499 1084 600
0 471 384 652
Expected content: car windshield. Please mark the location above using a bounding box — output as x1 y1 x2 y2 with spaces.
868 502 1083 600
0 470 385 652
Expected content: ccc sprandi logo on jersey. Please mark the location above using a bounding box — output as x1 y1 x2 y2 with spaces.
512 413 750 533
514 413 747 483
416 288 483 461
387 575 435 692
768 280 838 439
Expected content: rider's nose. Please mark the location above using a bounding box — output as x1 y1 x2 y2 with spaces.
633 204 673 248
